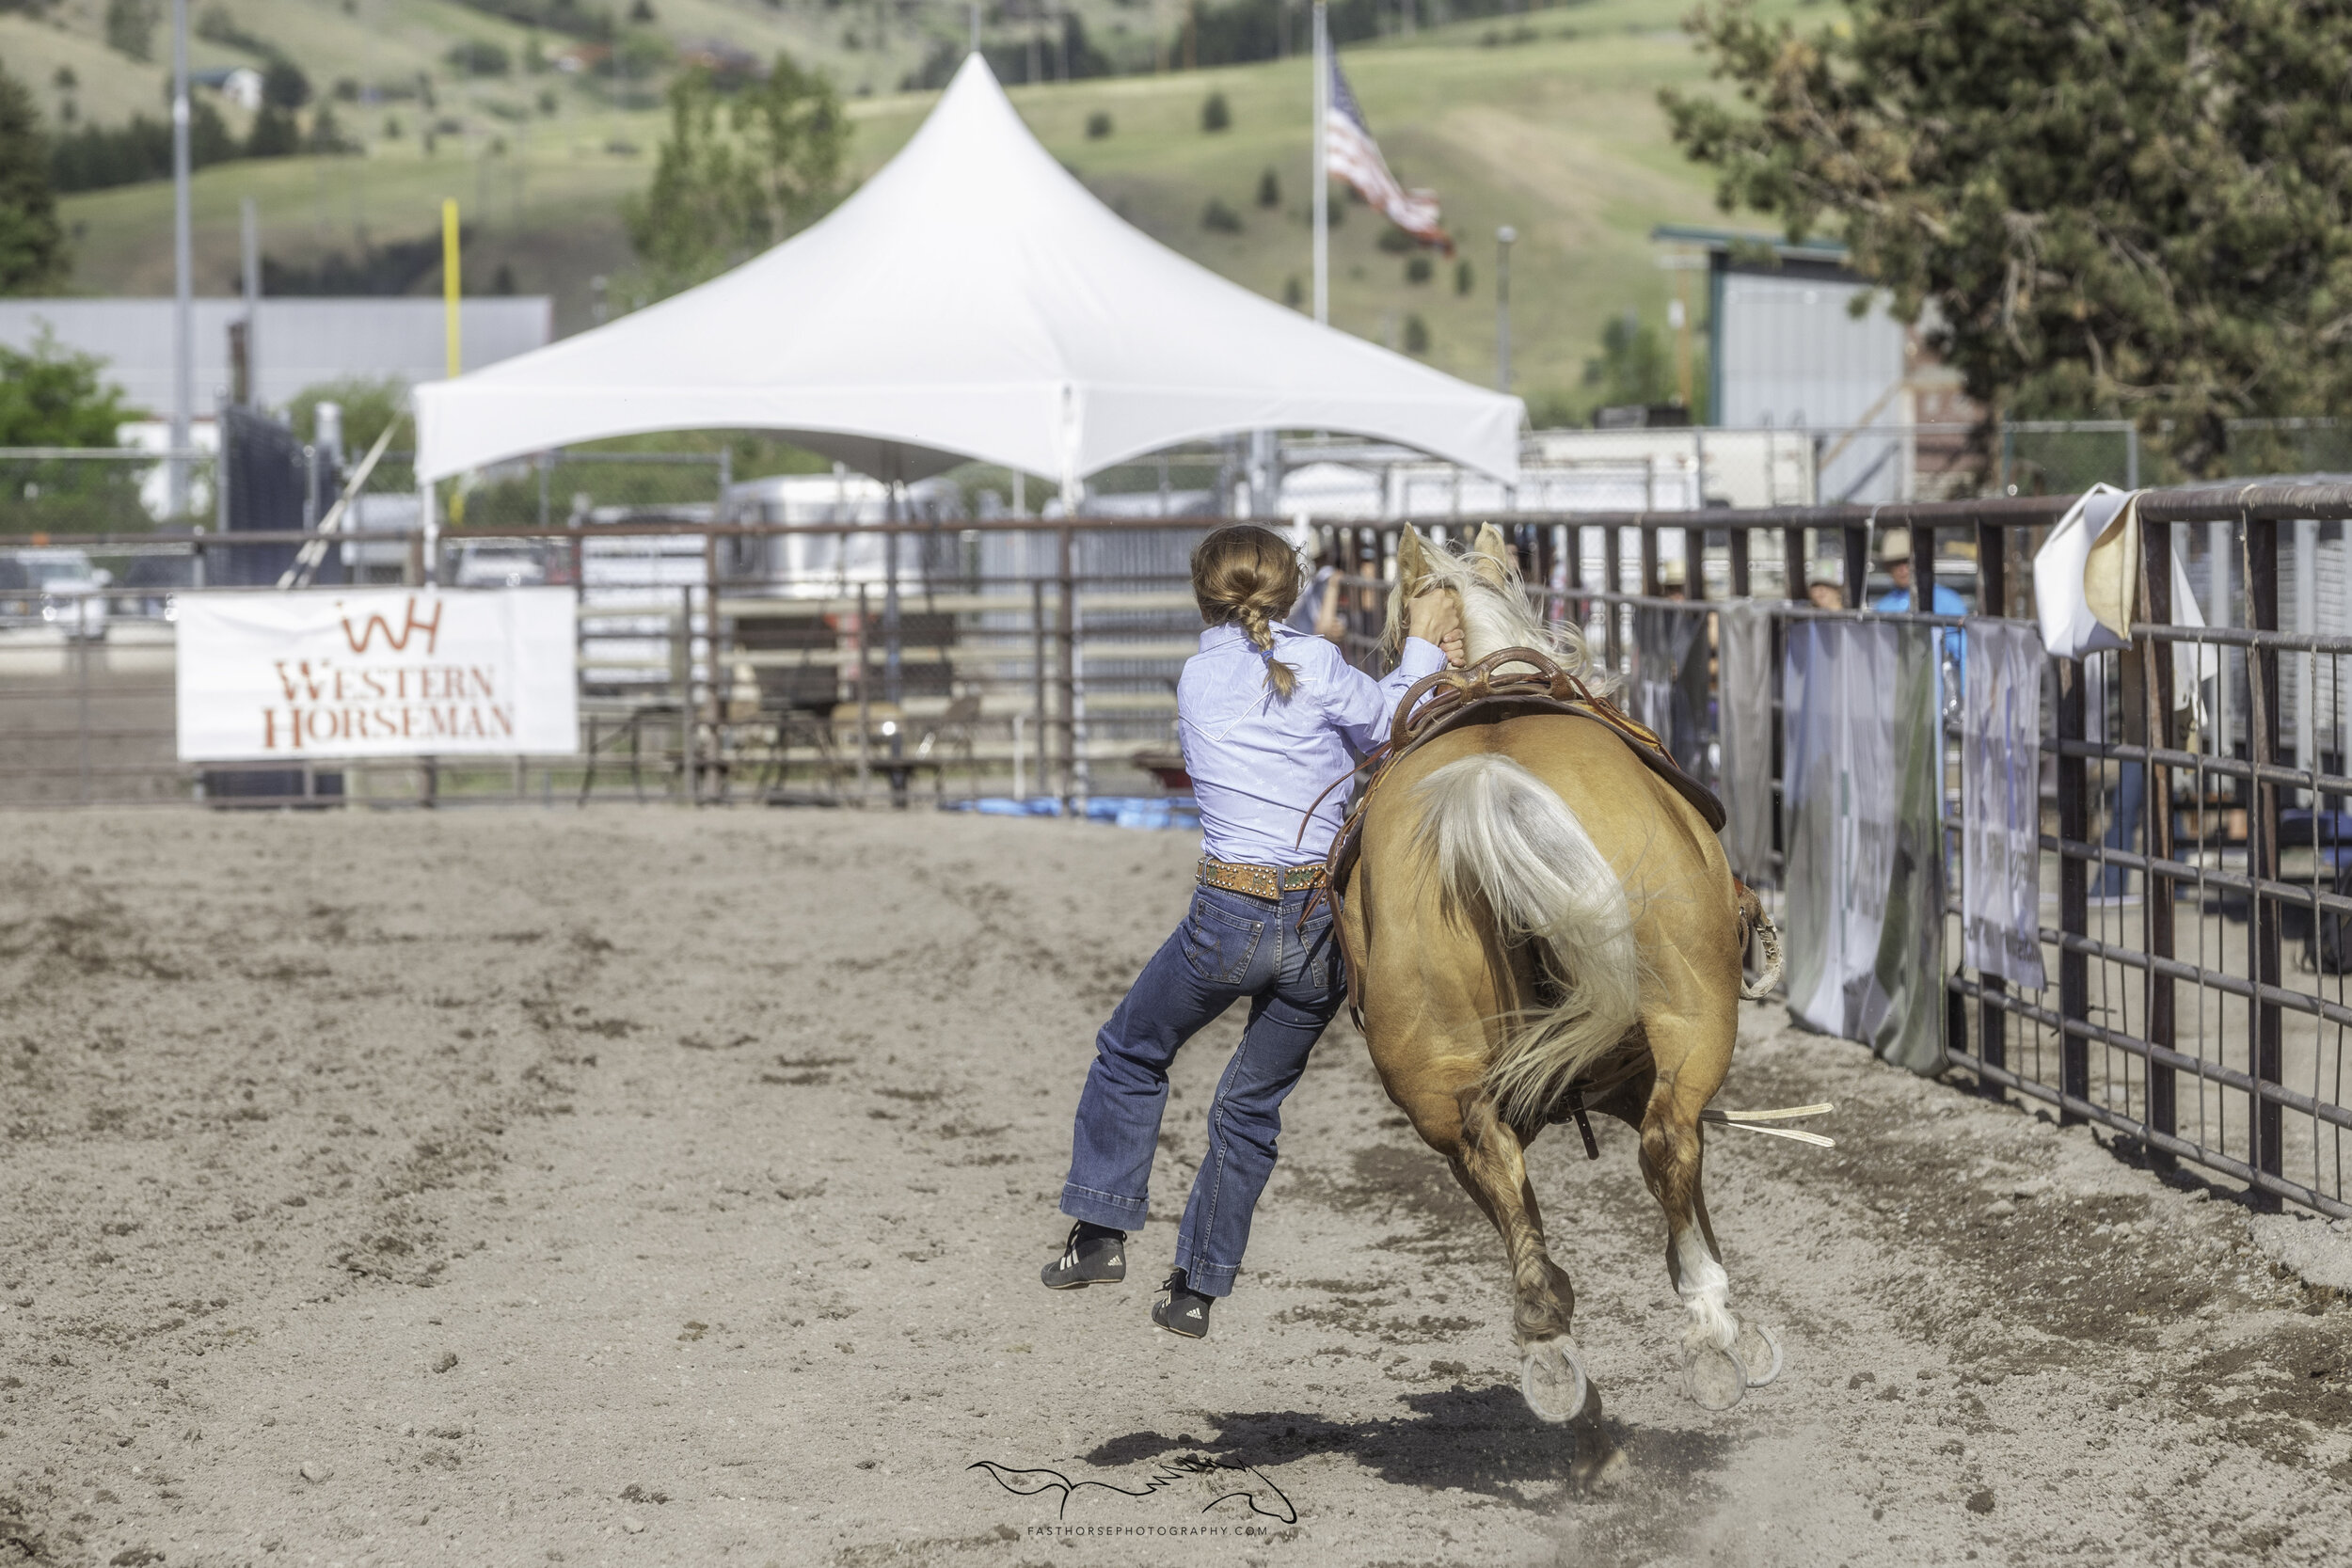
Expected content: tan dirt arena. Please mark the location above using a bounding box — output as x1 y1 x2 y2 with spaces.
3 809 2349 1568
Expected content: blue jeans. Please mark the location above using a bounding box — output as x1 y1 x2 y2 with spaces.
1058 883 1346 1297
2098 762 2145 897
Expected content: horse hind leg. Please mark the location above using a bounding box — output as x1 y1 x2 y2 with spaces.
1452 1090 1599 1425
1637 1058 1781 1409
1638 1104 1744 1411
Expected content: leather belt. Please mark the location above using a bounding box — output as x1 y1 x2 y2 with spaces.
1199 856 1328 901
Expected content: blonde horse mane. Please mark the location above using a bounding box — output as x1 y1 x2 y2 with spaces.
1380 527 1620 699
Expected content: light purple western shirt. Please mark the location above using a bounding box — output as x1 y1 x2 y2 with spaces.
1178 624 1448 867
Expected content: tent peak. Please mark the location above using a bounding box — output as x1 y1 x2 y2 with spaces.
411 50 1522 485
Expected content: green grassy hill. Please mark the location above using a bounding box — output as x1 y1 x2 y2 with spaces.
43 0 1800 415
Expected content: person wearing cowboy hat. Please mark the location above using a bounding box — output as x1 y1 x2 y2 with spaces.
1869 527 1968 620
1872 526 1969 701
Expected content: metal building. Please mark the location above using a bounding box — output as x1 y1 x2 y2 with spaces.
1654 226 1915 506
0 297 553 415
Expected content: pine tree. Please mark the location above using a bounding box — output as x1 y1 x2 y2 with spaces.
623 55 850 300
1664 0 2352 475
0 62 70 294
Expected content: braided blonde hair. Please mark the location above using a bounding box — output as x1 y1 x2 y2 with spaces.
1190 524 1305 701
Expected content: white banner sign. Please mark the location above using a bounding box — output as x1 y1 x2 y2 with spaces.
1781 619 1899 1043
176 589 578 761
1962 617 2048 991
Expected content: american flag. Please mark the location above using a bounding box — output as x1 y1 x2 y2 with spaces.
1326 55 1453 255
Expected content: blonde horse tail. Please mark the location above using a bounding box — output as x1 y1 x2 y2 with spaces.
1413 753 1643 1128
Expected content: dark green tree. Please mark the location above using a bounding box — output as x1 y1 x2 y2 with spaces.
0 61 69 293
262 57 312 111
0 331 142 532
1663 0 2352 475
103 0 157 62
246 104 300 158
287 376 406 454
447 40 514 76
1581 312 1675 412
623 55 850 299
304 103 358 155
0 330 133 445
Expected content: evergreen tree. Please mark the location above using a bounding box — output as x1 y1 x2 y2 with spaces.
103 0 158 62
262 57 312 111
0 62 70 293
623 55 850 300
246 104 300 158
1665 0 2352 474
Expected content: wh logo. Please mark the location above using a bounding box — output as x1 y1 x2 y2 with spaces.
339 597 443 656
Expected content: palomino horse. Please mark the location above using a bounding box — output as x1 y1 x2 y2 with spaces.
1336 524 1782 1455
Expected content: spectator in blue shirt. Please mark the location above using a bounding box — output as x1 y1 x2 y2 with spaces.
1868 527 1969 619
1871 527 1968 708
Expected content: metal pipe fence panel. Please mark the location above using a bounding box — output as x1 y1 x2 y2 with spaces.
1311 495 2352 1221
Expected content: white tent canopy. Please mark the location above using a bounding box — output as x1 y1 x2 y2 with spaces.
412 55 1523 491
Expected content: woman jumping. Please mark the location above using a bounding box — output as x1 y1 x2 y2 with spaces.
1041 523 1462 1337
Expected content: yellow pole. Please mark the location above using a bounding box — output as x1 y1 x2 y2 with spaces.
442 198 463 524
441 198 461 378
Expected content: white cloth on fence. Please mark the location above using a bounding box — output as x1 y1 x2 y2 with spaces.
1962 617 2047 990
1716 600 1775 886
2032 484 2214 729
2033 484 2135 660
1781 619 1900 1041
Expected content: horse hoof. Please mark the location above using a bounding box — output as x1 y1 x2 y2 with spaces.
1734 1321 1783 1387
1518 1337 1591 1424
1681 1342 1747 1412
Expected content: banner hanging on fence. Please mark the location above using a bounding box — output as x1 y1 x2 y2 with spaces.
1867 624 1952 1075
176 589 578 761
1963 617 2047 990
1716 601 1775 887
1781 620 1899 1044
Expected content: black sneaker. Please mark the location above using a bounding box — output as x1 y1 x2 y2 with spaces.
1041 1222 1126 1290
1152 1270 1213 1338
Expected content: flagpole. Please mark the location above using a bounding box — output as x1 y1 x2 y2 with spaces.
1311 0 1328 325
169 0 191 517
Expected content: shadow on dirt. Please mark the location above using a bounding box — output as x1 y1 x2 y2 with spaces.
1084 1384 1737 1510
